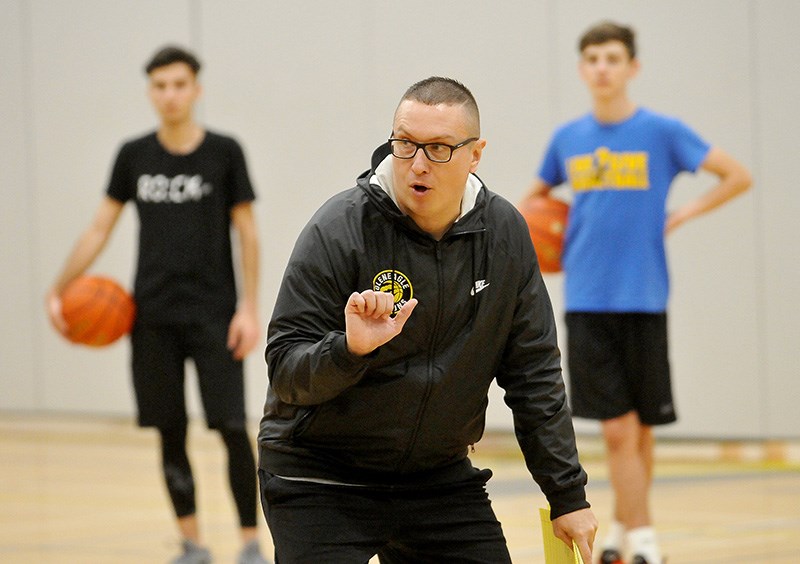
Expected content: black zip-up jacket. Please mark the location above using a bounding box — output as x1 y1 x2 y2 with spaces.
258 144 589 518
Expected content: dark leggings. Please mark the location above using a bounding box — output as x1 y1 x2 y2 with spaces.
159 423 258 527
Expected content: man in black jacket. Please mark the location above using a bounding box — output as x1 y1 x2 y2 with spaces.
258 76 597 563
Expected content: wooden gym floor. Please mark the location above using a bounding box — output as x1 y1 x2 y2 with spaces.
1 414 798 563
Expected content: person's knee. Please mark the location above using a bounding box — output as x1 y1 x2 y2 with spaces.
602 411 642 451
217 421 250 446
158 424 189 466
217 422 256 468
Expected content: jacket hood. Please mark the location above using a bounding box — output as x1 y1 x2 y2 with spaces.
356 142 488 238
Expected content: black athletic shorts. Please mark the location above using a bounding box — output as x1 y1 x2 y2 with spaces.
130 320 246 429
565 312 677 426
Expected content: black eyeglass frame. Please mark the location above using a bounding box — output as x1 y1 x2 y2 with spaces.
387 137 479 163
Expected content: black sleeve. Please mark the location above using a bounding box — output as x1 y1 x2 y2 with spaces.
265 208 371 406
105 142 134 203
495 209 589 520
226 137 256 206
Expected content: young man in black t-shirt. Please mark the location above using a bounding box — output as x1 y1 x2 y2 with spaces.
46 46 269 564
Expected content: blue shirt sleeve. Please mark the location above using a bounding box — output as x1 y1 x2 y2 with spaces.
669 118 711 173
537 135 565 186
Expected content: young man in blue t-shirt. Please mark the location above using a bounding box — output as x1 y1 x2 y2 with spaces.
528 21 751 564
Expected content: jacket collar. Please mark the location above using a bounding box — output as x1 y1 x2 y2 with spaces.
360 143 487 236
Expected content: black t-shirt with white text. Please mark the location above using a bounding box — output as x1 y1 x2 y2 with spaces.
106 130 255 324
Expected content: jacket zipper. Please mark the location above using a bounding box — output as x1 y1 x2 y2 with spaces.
397 240 444 472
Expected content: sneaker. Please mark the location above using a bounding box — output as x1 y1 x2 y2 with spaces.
599 548 624 564
237 539 270 564
171 539 212 564
631 556 666 564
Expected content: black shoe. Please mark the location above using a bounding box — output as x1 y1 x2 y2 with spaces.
599 549 623 564
631 556 665 564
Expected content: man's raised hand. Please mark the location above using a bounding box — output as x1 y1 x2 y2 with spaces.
345 290 417 356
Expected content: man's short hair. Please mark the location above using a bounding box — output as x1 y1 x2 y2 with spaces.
398 77 480 136
579 21 637 60
145 45 202 75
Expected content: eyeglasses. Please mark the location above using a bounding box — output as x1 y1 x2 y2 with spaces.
388 137 479 163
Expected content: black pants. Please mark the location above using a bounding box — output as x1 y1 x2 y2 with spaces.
259 469 512 563
161 423 258 527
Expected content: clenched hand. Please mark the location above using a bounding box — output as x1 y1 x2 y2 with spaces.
345 290 417 356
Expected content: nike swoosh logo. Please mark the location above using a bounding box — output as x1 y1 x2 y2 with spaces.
470 281 490 296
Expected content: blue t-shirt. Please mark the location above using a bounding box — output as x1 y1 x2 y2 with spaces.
538 108 710 312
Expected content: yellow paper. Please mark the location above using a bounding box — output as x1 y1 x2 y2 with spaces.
539 507 584 564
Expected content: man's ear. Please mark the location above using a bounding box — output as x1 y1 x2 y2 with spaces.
470 138 487 173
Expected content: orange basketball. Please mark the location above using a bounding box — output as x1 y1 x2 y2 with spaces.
519 196 570 273
61 275 136 347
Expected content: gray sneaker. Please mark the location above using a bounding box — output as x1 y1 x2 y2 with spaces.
171 539 212 564
237 540 269 564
